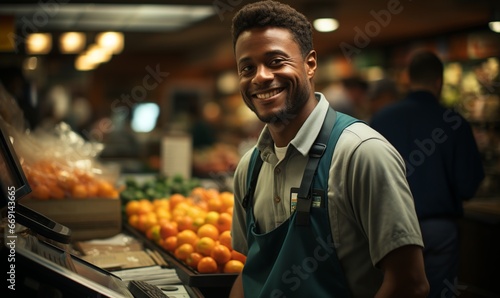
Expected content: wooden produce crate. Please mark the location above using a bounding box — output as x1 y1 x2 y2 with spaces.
20 197 122 241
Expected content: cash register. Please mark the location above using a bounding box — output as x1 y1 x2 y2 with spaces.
0 123 182 298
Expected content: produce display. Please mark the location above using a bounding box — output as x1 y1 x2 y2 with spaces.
125 187 245 274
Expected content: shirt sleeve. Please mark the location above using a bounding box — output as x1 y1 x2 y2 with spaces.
346 136 424 266
230 148 253 255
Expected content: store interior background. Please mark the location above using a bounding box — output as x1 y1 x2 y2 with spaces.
1 0 499 296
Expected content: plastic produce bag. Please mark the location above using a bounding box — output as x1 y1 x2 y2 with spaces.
0 84 120 200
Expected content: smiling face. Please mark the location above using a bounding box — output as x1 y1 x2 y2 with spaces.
235 26 317 125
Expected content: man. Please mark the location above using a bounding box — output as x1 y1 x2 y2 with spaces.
370 51 484 298
229 1 429 297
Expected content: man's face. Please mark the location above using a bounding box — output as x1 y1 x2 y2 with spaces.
234 27 316 124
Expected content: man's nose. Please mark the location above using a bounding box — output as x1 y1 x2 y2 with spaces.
252 65 273 84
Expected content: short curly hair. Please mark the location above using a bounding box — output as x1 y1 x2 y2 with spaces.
231 0 313 57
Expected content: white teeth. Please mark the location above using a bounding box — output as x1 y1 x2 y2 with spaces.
255 89 281 99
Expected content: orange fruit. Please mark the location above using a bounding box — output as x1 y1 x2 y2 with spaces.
143 213 158 232
128 214 140 229
177 229 199 247
174 243 194 261
197 223 219 240
137 199 154 214
169 193 185 210
190 187 208 202
176 215 195 231
160 221 179 239
197 256 218 273
215 212 232 233
136 213 157 232
231 250 247 264
219 191 234 210
155 208 171 221
186 252 203 269
205 211 220 226
210 244 231 265
86 182 99 197
192 216 206 231
219 230 232 250
96 180 116 198
223 260 244 273
71 184 88 198
197 200 209 211
153 198 169 210
162 236 178 252
146 224 161 242
205 188 220 201
207 197 224 213
126 200 141 216
195 237 216 256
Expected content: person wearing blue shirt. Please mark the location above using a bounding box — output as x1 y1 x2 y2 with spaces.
370 50 485 298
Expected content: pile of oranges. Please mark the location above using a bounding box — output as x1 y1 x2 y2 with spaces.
23 160 120 200
126 187 245 274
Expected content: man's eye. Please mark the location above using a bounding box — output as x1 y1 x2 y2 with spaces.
240 65 253 75
270 58 284 65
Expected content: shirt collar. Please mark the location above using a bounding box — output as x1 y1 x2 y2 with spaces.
256 92 329 161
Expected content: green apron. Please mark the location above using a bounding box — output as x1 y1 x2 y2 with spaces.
242 109 359 297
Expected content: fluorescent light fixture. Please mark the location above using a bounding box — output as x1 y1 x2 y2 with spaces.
131 103 160 133
489 21 500 33
313 18 339 32
26 33 52 54
96 32 124 54
59 32 86 54
0 4 214 32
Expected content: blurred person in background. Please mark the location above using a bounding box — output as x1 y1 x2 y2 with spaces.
229 1 429 297
340 75 370 120
367 78 400 120
370 50 485 298
0 66 39 129
322 75 370 121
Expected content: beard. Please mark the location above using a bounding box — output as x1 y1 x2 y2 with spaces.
244 81 312 125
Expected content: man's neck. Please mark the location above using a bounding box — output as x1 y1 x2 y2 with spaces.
409 84 440 98
268 94 319 147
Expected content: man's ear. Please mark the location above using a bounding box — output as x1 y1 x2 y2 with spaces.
305 50 317 79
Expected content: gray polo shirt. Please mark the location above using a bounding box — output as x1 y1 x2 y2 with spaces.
232 93 423 297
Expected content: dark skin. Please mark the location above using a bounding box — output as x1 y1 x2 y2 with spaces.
235 26 318 147
231 26 429 298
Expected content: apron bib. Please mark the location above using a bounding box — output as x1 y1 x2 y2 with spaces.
242 109 359 297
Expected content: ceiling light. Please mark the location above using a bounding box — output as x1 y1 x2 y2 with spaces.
26 33 52 54
85 44 112 64
313 18 339 32
489 8 500 33
489 21 500 33
96 32 124 54
75 54 97 71
59 32 86 54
